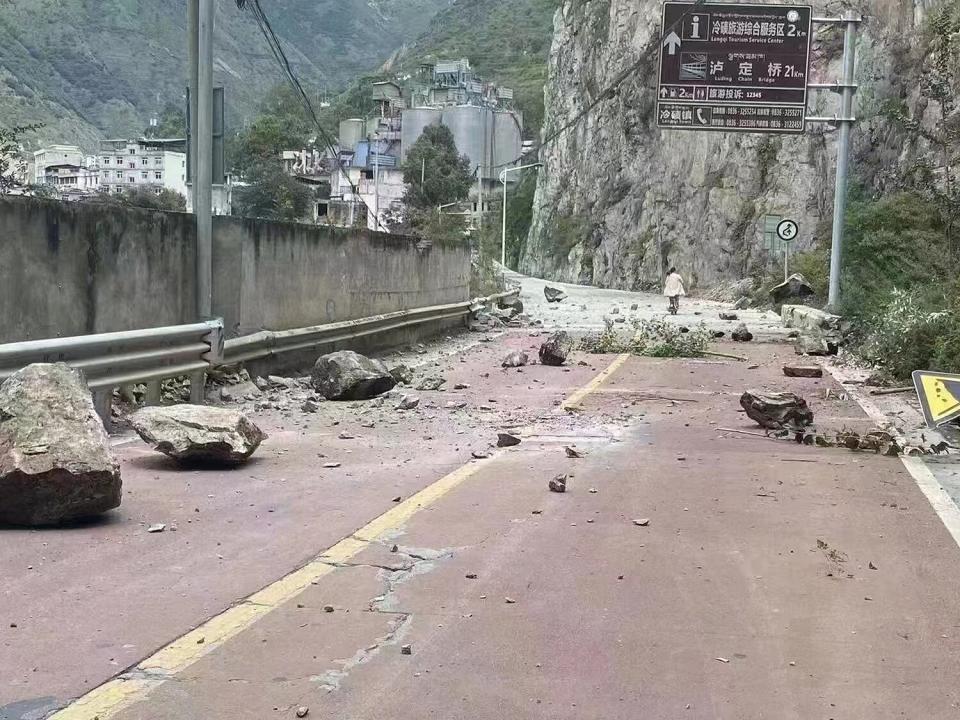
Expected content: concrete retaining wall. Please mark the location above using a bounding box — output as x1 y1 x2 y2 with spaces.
0 197 471 344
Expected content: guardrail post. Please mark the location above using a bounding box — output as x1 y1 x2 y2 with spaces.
145 380 161 406
92 389 113 432
189 371 206 405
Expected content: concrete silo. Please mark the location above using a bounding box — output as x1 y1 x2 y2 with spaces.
400 108 442 162
339 119 367 152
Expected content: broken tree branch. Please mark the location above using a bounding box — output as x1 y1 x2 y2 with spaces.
868 386 914 396
701 350 748 362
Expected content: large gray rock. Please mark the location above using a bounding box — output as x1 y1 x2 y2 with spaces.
739 390 814 430
770 274 815 304
498 296 524 318
544 286 567 303
0 363 121 526
311 351 396 400
539 331 575 366
130 405 266 465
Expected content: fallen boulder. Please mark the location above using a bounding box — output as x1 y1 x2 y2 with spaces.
539 331 575 366
733 296 751 310
783 365 823 378
497 432 522 448
498 296 524 318
396 394 421 411
0 363 121 526
549 474 567 493
719 312 739 321
770 273 815 303
740 390 814 430
731 323 754 342
795 333 835 356
130 405 266 465
312 351 396 400
502 350 529 368
544 286 567 303
389 364 413 386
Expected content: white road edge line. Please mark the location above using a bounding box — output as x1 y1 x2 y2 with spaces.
824 363 960 550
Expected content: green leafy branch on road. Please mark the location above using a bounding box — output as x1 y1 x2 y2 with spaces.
580 318 712 358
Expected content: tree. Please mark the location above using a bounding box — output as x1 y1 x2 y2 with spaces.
233 160 312 222
86 187 187 212
0 124 41 194
402 125 473 210
230 85 313 178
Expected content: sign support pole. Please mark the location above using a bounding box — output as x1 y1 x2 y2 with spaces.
825 10 860 309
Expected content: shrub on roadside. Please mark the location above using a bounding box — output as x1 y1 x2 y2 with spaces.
856 289 955 379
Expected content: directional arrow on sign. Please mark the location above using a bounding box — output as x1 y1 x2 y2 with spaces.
663 31 681 56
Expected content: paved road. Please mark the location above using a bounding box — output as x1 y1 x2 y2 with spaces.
4 281 960 719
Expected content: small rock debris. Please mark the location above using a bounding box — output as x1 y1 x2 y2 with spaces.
549 474 567 493
147 524 166 533
564 446 585 458
401 644 413 655
296 706 310 718
497 433 522 448
505 597 517 604
323 605 335 613
633 518 650 527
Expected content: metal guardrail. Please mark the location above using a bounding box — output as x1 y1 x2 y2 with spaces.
222 289 519 365
0 320 224 389
0 288 517 404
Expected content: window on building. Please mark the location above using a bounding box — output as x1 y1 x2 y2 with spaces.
129 148 136 155
155 172 162 180
128 162 136 169
141 157 148 166
155 158 162 166
141 171 148 180
128 176 135 183
154 188 162 196
103 157 111 165
763 215 783 255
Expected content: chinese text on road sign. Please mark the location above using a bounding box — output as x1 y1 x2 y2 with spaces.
913 371 960 429
657 2 813 134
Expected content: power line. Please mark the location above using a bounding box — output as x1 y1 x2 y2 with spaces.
238 0 390 232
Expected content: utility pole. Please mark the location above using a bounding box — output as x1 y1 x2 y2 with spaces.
826 10 859 308
477 165 483 231
373 132 380 231
196 0 214 320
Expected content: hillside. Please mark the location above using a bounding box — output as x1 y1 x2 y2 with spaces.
0 0 451 150
389 0 559 135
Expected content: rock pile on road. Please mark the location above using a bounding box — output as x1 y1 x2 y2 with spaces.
0 363 122 525
130 405 266 465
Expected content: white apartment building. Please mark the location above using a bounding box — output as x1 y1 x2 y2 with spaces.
329 165 405 231
99 139 188 198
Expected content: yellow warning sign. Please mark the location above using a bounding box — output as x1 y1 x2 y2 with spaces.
913 370 960 428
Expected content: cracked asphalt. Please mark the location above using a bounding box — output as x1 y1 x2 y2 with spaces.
5 283 960 719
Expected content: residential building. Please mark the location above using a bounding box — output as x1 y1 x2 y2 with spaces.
33 145 86 185
98 138 188 199
42 164 101 195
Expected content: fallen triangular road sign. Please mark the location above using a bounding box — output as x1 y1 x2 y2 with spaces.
913 370 960 428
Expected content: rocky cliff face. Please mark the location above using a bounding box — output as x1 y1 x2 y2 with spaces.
521 0 942 290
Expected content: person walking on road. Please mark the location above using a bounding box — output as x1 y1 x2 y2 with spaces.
663 267 685 315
